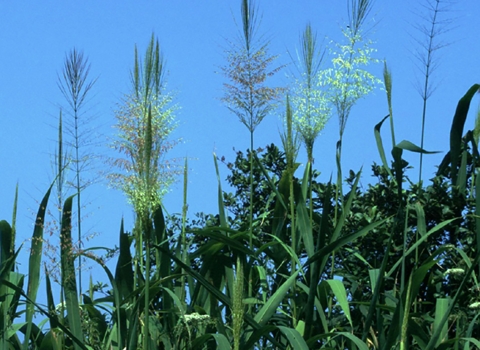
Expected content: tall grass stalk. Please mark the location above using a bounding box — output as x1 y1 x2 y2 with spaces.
289 26 330 291
325 0 380 222
142 106 154 349
181 157 188 301
325 0 380 301
221 0 283 248
110 34 178 291
280 96 300 325
412 0 454 182
60 195 84 349
58 48 97 297
232 257 244 350
221 0 284 314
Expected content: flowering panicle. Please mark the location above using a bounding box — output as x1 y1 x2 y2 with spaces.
324 28 382 138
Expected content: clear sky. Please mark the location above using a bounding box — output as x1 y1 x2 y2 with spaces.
1 1 479 293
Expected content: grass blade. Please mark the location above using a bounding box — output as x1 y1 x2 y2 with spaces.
60 195 84 349
277 326 309 350
374 115 394 178
115 218 134 301
433 298 449 347
325 279 352 328
213 153 228 228
11 184 18 255
254 270 300 326
24 184 54 349
449 84 480 184
0 220 13 266
304 218 388 267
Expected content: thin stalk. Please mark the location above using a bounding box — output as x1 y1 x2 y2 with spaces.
249 130 254 250
400 274 413 350
74 109 82 296
133 220 143 290
143 219 151 350
415 0 450 183
181 158 188 301
233 257 244 350
58 49 97 298
287 98 298 327
56 110 65 223
142 107 154 349
11 184 18 259
281 96 300 327
248 129 254 314
289 169 297 327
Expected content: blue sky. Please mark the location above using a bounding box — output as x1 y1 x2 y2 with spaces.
1 1 479 295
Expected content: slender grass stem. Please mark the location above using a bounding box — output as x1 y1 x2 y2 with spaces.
181 158 188 301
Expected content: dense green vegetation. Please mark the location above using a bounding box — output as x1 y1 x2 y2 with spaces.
1 0 480 349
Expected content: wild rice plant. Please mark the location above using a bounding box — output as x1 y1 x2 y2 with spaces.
221 0 285 249
411 0 456 182
58 48 98 295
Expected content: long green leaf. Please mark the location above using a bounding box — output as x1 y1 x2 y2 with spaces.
449 84 480 184
396 140 439 154
60 195 84 349
277 326 309 350
433 298 450 347
386 218 458 277
0 220 13 266
153 205 175 334
2 271 24 344
461 338 480 349
301 161 310 200
191 333 231 349
374 115 394 178
297 282 329 335
45 265 59 330
304 218 388 267
458 149 468 192
413 202 427 237
333 332 369 350
115 218 133 301
11 184 18 255
325 279 352 327
361 236 392 343
39 330 62 350
190 227 255 258
294 185 314 259
266 234 304 280
24 184 54 350
213 153 228 229
254 270 300 326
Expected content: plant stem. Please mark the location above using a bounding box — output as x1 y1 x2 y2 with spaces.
181 158 188 301
418 0 441 183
